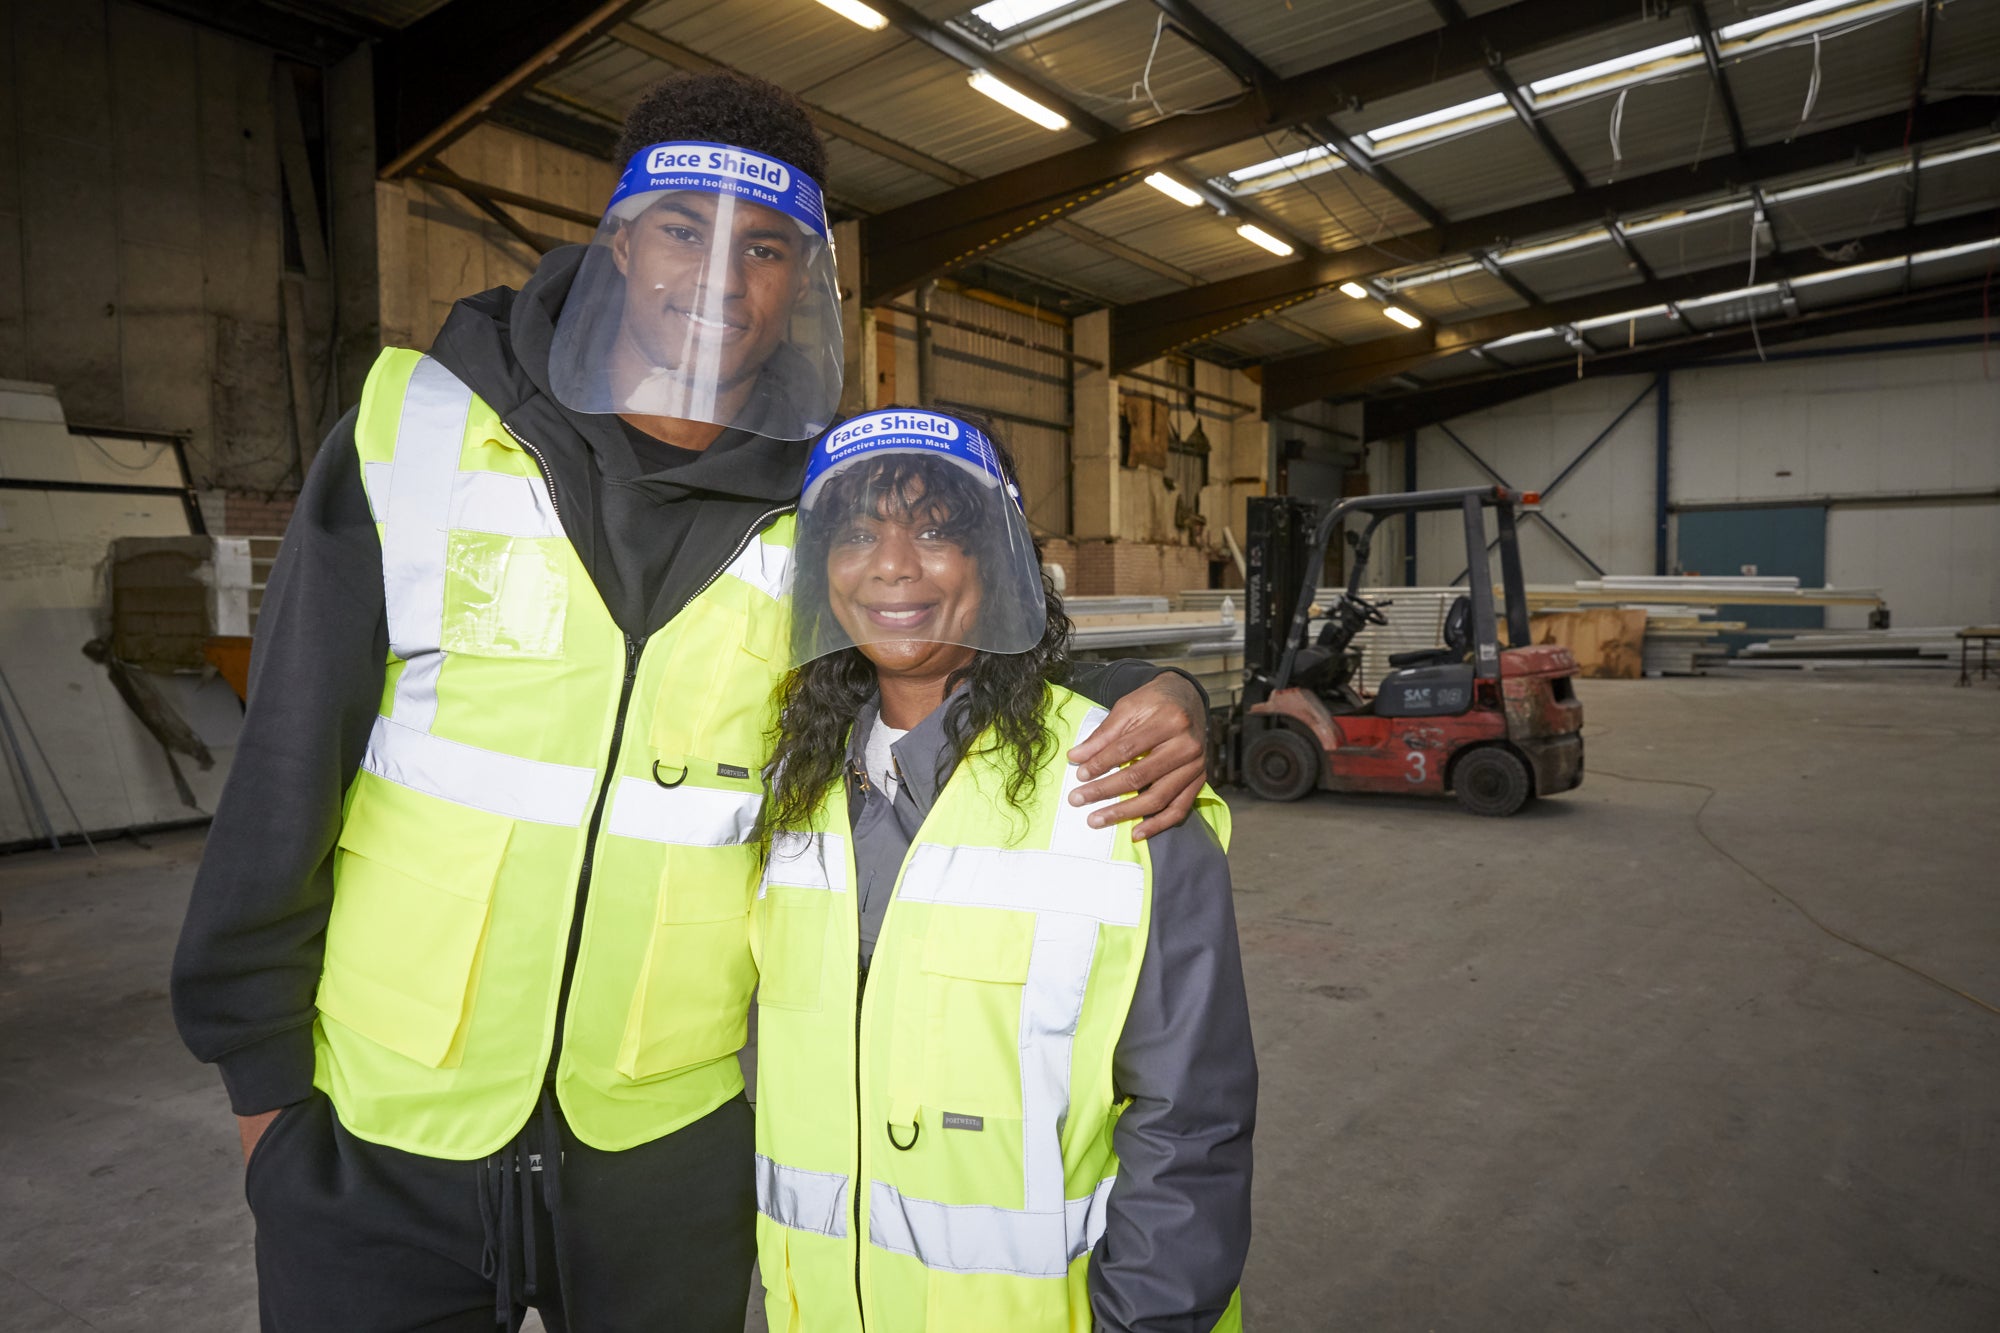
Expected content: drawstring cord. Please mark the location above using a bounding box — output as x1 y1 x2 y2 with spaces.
477 1088 567 1330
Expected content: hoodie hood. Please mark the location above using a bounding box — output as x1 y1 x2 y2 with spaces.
423 245 816 638
428 245 811 507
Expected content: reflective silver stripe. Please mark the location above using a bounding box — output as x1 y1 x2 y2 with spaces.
605 776 762 846
758 831 850 898
380 356 471 733
362 715 595 826
756 1154 850 1239
721 534 793 601
361 460 394 519
896 846 1141 926
363 464 561 539
874 704 1133 1277
1019 911 1097 1213
867 1178 1115 1278
449 470 562 537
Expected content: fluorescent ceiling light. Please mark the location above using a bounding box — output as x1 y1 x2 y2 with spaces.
1143 172 1204 207
1383 306 1423 330
969 0 1073 31
1225 144 1340 193
1236 224 1294 257
1339 281 1370 299
1495 227 1614 268
968 71 1068 130
812 0 890 29
1767 158 1909 203
1787 255 1907 287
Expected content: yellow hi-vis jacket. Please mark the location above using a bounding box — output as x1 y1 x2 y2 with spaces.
311 348 792 1158
750 685 1243 1332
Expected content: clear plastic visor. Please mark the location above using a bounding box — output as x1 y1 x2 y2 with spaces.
548 172 842 440
792 434 1047 667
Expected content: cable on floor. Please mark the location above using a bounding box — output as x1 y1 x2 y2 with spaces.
1590 767 2000 1018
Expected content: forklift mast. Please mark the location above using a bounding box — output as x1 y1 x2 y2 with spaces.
1244 497 1323 701
1249 486 1538 700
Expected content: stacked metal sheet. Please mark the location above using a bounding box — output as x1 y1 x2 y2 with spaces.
1735 629 1963 669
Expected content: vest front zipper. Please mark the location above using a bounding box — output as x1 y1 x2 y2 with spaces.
549 630 642 1076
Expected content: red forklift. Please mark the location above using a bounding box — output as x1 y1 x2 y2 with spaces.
1214 486 1584 816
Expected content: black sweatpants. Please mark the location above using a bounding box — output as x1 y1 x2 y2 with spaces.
246 1089 756 1332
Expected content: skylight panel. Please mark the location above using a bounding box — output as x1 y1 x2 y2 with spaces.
1360 93 1510 154
969 0 1075 31
1716 0 1920 44
1225 144 1341 193
1526 37 1702 108
1573 305 1674 331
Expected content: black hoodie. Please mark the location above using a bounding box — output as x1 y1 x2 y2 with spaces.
170 247 1174 1118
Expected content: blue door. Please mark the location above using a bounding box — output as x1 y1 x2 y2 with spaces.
1675 506 1827 638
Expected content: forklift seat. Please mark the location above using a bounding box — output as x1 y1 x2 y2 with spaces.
1385 595 1472 670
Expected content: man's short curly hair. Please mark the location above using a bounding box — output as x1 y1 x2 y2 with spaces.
614 71 828 186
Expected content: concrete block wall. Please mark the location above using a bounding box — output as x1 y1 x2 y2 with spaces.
0 0 368 494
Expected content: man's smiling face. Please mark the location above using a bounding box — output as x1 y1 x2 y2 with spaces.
612 191 810 391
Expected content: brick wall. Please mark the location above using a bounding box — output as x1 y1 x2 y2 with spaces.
221 492 298 537
1071 540 1213 597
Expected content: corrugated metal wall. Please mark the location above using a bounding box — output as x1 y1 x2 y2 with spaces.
1365 328 2000 627
885 285 1074 538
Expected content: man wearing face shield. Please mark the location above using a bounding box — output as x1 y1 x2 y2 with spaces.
169 71 1214 1332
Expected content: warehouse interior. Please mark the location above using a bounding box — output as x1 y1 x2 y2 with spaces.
0 0 1995 1328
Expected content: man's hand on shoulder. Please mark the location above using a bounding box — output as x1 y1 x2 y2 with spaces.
1067 672 1209 841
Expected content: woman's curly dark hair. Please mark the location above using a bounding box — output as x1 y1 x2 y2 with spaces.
615 71 828 185
763 428 1071 835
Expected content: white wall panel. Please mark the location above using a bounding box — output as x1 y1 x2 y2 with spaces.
1357 329 2000 625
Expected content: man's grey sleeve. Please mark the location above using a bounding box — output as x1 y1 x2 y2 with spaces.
169 408 388 1115
1089 813 1256 1333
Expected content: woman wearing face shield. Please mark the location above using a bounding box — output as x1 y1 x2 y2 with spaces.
751 408 1257 1333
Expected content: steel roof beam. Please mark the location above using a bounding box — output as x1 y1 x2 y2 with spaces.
860 0 1646 303
1263 209 2000 411
1361 277 1992 437
375 0 653 178
1430 0 1587 193
1151 0 1451 230
1106 96 1999 368
1688 1 1750 158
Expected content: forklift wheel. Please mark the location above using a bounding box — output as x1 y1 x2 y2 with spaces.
1243 727 1319 802
1452 746 1532 817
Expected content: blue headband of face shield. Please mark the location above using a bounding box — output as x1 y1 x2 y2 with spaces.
801 409 1025 514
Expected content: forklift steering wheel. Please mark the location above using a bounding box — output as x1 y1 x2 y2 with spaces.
1357 597 1391 627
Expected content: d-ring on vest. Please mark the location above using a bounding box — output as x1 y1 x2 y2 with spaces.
312 348 797 1159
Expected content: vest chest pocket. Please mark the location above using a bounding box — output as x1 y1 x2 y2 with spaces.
614 849 758 1082
317 780 513 1069
647 591 785 778
441 531 567 659
916 908 1036 1117
754 886 831 1013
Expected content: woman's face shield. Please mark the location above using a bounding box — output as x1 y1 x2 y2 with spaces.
793 410 1047 667
548 141 843 441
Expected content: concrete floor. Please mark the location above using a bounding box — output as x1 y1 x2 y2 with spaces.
3 673 1996 1331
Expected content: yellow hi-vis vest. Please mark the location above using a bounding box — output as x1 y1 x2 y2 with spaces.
751 686 1242 1333
311 348 794 1158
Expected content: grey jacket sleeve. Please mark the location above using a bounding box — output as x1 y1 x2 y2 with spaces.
169 408 388 1115
1090 812 1256 1333
1069 660 1210 717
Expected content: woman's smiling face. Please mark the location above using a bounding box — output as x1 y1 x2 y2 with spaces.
826 471 982 680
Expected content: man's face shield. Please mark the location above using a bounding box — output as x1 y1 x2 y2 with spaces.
792 409 1048 667
547 141 843 441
